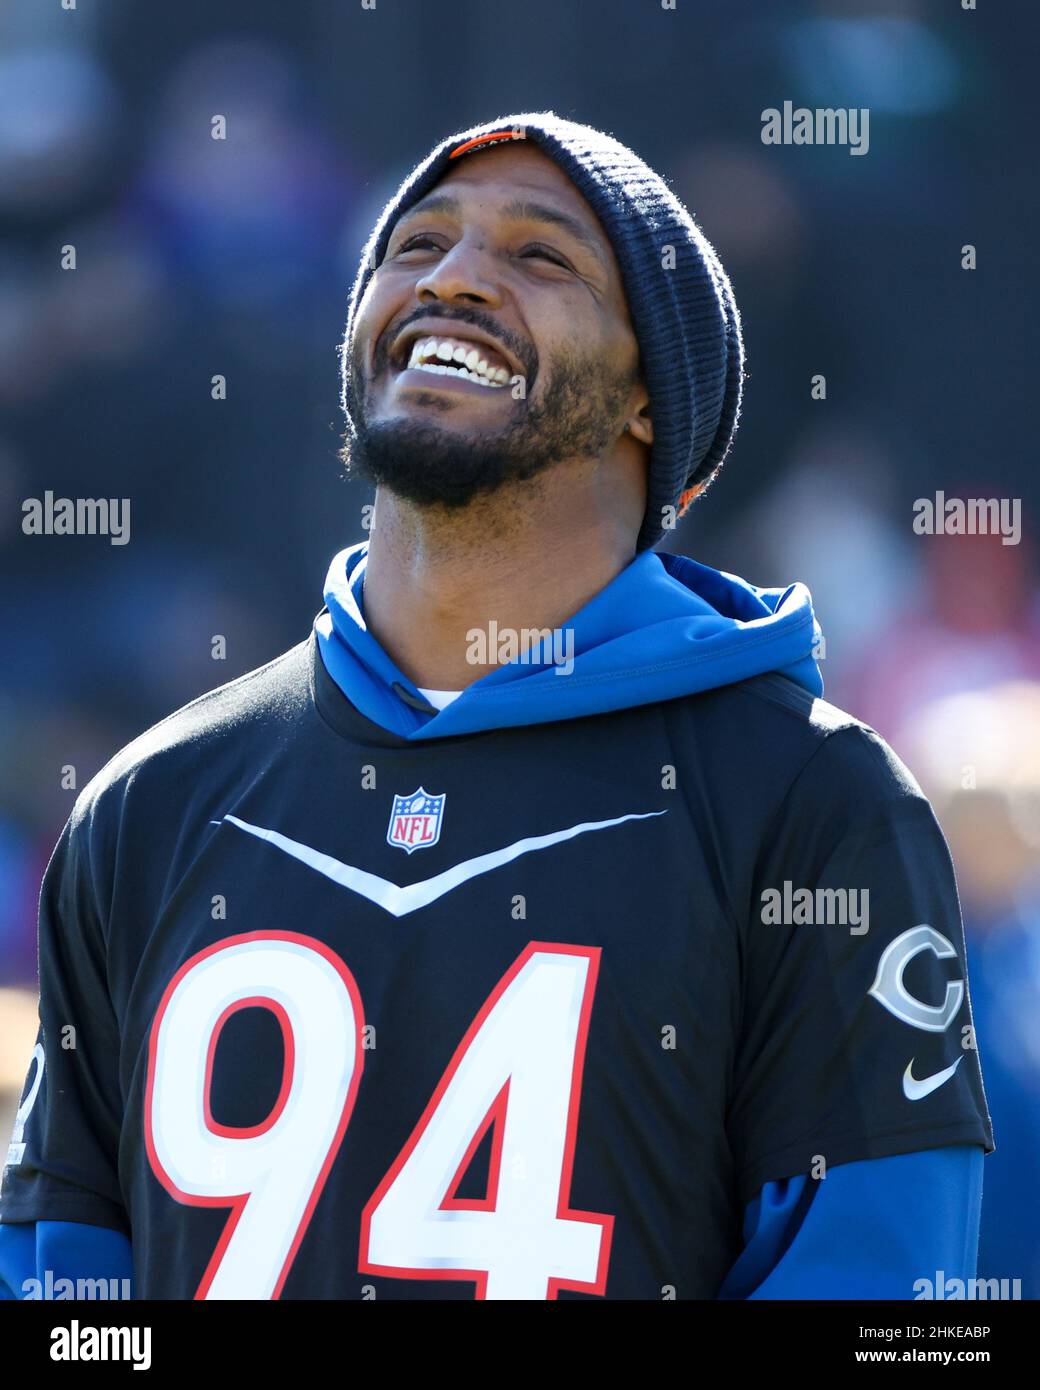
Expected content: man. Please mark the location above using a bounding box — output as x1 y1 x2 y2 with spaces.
0 113 992 1300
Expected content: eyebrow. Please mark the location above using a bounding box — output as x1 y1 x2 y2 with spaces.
393 192 608 268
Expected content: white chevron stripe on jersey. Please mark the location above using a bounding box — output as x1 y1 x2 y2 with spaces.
222 810 667 918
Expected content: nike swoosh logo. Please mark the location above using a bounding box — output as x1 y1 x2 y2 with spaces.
221 809 666 918
903 1056 963 1101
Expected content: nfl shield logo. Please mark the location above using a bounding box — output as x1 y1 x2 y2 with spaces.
387 787 446 854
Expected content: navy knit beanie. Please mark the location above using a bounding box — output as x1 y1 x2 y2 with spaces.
341 112 744 551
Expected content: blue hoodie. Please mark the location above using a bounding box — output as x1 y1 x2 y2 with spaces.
315 539 823 737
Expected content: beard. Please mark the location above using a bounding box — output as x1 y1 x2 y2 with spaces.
342 335 635 510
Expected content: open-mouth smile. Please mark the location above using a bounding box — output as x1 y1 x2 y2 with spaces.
390 327 519 391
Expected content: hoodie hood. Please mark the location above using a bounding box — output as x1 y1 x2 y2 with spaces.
315 542 822 740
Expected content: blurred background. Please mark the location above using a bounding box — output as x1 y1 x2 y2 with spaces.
1 0 1037 1293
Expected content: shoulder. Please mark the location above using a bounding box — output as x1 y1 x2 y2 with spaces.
67 637 314 848
665 673 931 832
744 673 923 798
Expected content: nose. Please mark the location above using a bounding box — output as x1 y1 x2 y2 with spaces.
414 238 503 309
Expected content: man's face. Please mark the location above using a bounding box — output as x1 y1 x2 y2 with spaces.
344 140 645 510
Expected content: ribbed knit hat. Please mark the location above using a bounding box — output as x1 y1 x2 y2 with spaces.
341 112 744 551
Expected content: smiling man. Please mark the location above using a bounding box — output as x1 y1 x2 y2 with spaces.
341 128 668 698
1 114 992 1301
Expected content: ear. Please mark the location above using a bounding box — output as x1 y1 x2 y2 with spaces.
624 401 653 448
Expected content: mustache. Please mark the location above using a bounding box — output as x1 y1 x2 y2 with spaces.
369 305 538 385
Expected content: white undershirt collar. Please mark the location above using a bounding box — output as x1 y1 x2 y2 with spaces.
416 686 463 711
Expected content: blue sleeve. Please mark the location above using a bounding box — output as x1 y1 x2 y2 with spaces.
0 1223 35 1300
718 1145 983 1299
0 1221 134 1300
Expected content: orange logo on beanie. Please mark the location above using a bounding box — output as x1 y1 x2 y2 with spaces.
449 127 527 160
677 486 699 517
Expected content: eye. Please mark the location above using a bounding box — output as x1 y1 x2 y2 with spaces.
518 244 572 270
395 235 444 255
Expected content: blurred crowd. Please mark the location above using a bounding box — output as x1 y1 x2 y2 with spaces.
0 0 1036 1294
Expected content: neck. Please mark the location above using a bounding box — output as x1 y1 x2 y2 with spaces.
362 461 642 690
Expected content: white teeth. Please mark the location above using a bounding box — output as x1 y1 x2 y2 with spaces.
402 335 509 386
410 360 505 388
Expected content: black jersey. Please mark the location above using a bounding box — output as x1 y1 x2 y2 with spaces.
0 633 992 1298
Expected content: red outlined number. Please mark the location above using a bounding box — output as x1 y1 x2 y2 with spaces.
145 931 364 1300
146 938 612 1299
360 943 613 1299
